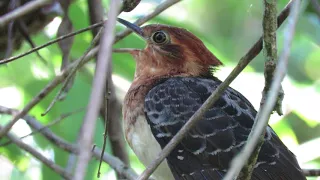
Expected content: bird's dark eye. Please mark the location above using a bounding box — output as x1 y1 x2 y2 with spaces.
151 31 169 44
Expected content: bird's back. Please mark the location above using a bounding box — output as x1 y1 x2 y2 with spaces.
143 76 306 180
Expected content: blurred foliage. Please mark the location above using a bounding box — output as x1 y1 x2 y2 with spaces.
0 0 320 179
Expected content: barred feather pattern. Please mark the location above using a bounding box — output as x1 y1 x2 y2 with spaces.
144 77 306 180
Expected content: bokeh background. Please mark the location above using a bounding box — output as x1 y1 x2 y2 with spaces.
0 0 320 179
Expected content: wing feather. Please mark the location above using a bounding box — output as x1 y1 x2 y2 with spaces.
144 77 305 180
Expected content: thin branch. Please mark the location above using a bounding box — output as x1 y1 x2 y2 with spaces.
98 89 110 178
73 0 121 179
0 106 138 180
0 0 51 28
137 1 294 179
223 0 301 179
17 20 48 65
112 48 139 53
87 0 130 178
101 79 129 178
41 28 104 116
0 44 99 138
303 169 320 176
0 125 72 179
0 21 104 65
237 1 279 179
261 0 283 116
0 107 84 147
65 153 77 177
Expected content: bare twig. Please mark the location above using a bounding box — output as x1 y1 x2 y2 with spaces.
0 21 104 65
98 89 110 178
73 1 121 179
112 48 140 53
0 106 84 147
261 0 284 116
223 0 301 179
0 106 138 180
87 1 131 178
0 125 72 179
101 79 129 178
137 1 293 179
237 1 279 179
42 28 104 116
65 153 77 177
0 0 51 28
0 44 99 138
303 169 320 176
17 20 48 64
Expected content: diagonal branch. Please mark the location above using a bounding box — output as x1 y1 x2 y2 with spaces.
41 28 104 116
137 1 294 179
0 125 72 180
0 21 104 65
73 0 121 179
0 0 52 28
0 105 138 180
223 0 301 179
0 107 84 147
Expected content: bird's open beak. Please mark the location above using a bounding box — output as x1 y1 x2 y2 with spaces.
117 18 146 39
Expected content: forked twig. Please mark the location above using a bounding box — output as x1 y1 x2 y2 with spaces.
224 0 301 179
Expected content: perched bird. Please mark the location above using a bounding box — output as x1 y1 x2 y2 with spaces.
119 18 306 180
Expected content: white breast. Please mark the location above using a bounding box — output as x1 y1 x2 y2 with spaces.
126 115 175 180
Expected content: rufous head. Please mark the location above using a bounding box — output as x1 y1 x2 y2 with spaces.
117 18 222 79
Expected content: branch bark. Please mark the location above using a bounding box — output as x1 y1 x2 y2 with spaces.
137 1 294 179
86 0 130 178
236 1 279 179
73 0 121 179
223 0 301 179
0 0 52 28
262 0 284 116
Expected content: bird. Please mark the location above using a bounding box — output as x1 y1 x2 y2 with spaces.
119 18 306 180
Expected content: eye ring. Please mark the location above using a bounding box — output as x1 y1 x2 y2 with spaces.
151 31 170 45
